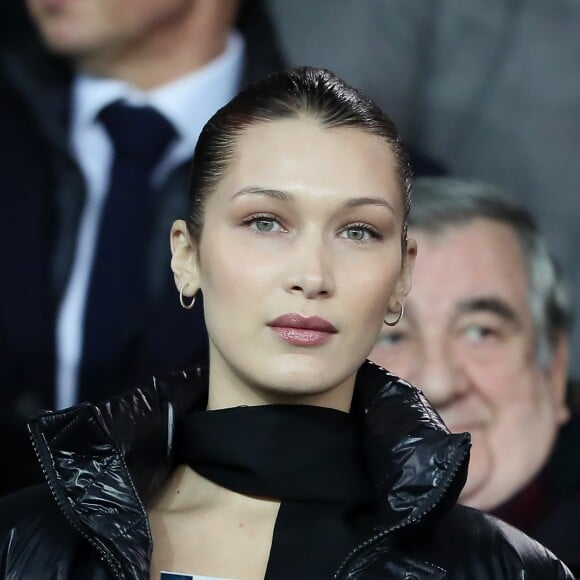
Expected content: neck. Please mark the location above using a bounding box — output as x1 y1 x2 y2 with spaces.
207 385 355 413
150 464 279 513
76 1 237 90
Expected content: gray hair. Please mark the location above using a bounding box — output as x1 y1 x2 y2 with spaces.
409 177 573 368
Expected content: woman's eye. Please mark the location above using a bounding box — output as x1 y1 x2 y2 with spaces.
340 225 381 242
246 216 284 233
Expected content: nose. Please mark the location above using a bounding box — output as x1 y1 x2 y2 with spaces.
284 233 335 299
414 339 468 408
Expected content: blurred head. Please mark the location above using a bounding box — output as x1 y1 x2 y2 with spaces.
26 0 239 82
171 67 416 411
370 177 572 510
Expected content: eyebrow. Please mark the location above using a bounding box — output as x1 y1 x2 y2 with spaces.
231 186 292 202
454 297 519 324
344 196 395 214
231 187 396 213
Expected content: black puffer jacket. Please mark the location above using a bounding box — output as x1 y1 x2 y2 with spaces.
0 362 573 579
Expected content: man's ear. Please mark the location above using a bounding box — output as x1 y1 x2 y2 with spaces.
547 333 570 426
387 238 417 315
170 219 200 297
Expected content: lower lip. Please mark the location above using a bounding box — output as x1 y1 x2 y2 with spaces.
269 326 334 346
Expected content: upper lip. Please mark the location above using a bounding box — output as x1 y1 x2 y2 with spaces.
268 313 337 333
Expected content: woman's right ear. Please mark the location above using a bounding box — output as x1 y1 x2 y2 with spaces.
170 219 200 295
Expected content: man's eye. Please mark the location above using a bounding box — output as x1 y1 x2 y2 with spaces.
377 331 406 346
463 324 498 342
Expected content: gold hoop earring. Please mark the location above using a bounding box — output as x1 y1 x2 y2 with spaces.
384 302 404 326
179 283 196 310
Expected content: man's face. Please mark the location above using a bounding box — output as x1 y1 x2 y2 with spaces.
26 0 240 81
27 0 193 56
370 219 568 510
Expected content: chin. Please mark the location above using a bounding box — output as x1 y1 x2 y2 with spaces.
36 17 102 57
458 483 485 509
39 28 89 55
457 457 492 509
247 366 342 403
257 375 334 399
459 471 511 512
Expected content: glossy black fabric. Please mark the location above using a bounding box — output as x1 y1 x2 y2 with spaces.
0 361 573 579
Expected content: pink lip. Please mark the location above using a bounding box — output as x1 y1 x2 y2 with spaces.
267 313 337 346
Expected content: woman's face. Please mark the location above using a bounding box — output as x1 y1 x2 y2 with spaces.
172 118 415 410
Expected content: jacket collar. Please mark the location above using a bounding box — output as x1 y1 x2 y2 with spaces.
354 361 470 531
29 361 470 578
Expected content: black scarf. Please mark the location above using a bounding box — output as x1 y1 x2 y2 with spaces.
176 404 377 579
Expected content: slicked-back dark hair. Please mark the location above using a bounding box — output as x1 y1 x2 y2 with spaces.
187 66 411 242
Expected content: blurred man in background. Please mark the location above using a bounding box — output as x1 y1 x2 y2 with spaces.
370 177 579 574
0 0 284 494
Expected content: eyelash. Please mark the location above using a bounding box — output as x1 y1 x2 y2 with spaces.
342 222 384 241
241 213 285 230
240 215 383 241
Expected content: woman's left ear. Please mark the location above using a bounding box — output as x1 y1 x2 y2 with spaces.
388 238 417 312
170 219 200 296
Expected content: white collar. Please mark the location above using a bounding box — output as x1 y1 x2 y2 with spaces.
71 31 245 150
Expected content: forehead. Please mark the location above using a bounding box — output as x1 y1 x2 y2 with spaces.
409 219 531 321
213 117 402 210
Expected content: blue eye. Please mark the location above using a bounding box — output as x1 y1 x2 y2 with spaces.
340 224 382 242
344 228 367 241
254 219 276 232
244 215 285 233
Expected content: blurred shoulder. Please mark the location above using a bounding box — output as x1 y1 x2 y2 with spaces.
0 484 61 527
0 484 81 569
409 504 574 579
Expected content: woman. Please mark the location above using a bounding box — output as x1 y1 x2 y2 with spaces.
0 68 572 579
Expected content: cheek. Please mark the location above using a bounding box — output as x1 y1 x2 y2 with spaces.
370 342 415 376
462 337 535 392
116 0 191 33
352 262 399 315
474 361 550 428
341 264 400 348
368 343 390 369
199 235 277 303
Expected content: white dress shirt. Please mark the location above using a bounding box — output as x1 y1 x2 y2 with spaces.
56 33 244 409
